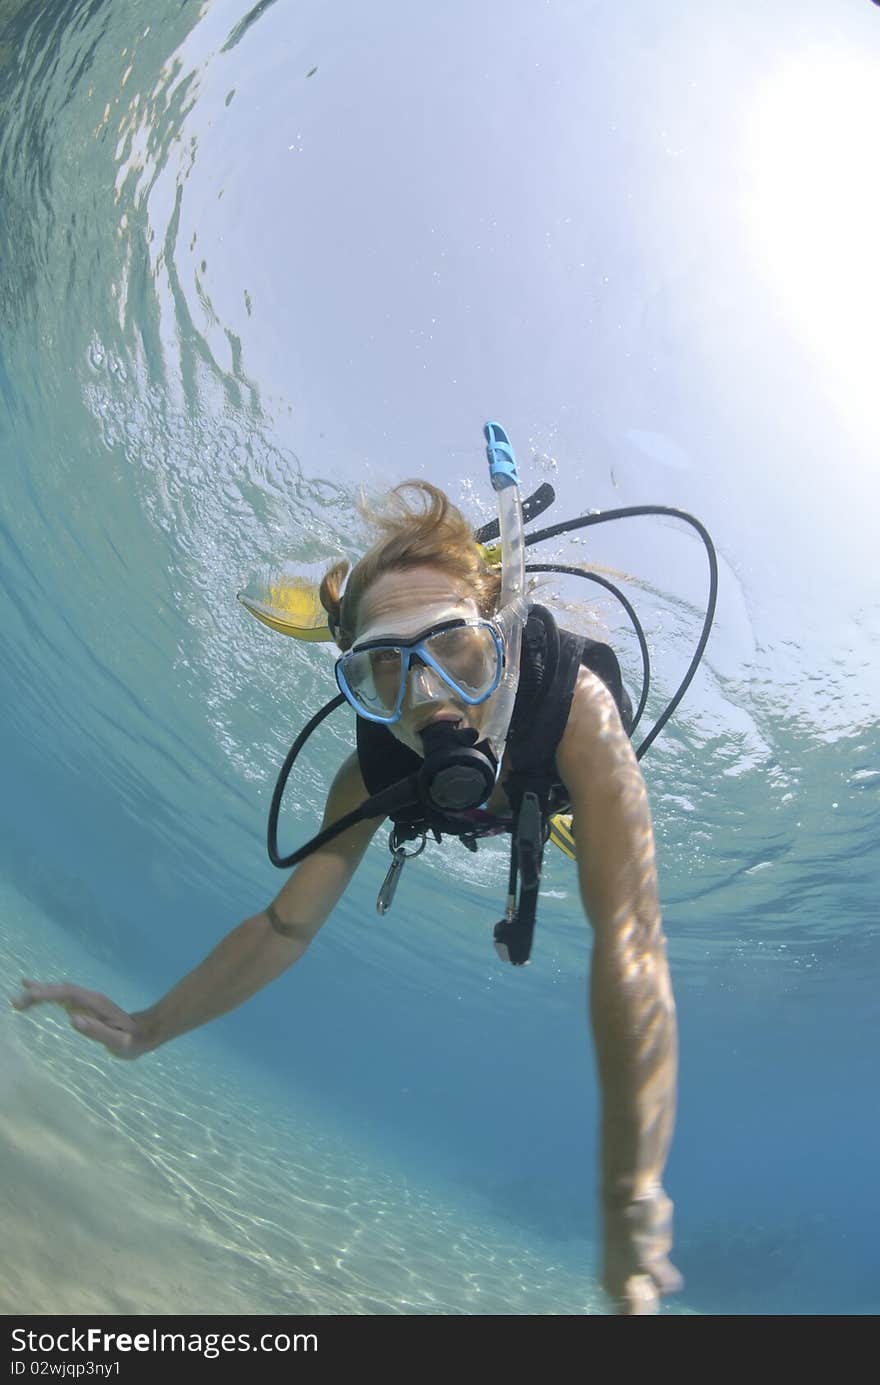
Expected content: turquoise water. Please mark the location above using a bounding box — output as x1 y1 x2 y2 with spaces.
1 0 878 1315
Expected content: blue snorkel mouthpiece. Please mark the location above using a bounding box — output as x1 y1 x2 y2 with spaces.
484 421 520 490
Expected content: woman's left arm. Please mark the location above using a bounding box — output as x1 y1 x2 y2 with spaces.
556 668 684 1315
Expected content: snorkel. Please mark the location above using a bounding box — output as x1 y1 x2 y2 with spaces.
403 422 528 815
479 422 528 768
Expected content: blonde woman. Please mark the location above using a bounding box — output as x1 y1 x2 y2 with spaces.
15 471 684 1316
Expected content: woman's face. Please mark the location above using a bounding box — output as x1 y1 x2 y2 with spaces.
353 565 488 755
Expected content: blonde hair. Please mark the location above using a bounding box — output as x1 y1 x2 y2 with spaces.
319 481 503 650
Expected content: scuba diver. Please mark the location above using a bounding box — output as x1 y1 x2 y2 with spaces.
13 423 717 1316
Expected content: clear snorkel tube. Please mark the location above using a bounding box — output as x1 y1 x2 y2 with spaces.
480 422 528 767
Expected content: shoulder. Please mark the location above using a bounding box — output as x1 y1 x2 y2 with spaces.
555 665 640 810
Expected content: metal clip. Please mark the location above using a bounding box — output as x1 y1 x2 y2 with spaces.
377 848 407 915
376 829 427 915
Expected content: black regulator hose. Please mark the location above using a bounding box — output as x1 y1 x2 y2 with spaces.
524 506 718 760
526 563 651 733
268 694 420 868
268 695 424 868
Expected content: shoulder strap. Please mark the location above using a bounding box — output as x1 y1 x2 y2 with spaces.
580 637 634 734
498 609 632 966
496 607 583 965
506 605 585 796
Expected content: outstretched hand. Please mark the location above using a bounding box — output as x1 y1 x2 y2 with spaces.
11 980 153 1060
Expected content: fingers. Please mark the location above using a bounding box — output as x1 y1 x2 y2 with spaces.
69 1012 136 1057
605 1259 684 1313
653 1258 684 1295
617 1274 660 1315
12 979 141 1058
13 979 76 1011
12 980 111 1016
11 979 53 1011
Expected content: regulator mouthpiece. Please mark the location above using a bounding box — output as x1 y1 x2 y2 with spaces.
418 722 498 813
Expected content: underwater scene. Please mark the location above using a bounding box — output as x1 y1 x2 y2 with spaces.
1 0 878 1315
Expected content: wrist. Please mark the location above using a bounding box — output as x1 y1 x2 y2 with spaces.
602 1176 663 1210
602 1187 674 1256
131 1005 164 1052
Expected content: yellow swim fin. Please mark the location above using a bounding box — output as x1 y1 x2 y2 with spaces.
547 812 576 860
237 573 333 642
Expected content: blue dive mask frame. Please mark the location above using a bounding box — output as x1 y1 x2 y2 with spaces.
335 616 504 725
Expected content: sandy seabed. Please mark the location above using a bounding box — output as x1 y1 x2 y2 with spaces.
2 880 619 1317
2 1019 620 1316
2 1037 276 1316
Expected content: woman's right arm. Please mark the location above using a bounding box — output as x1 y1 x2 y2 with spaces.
11 753 383 1058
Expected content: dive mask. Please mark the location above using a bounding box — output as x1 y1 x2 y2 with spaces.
335 617 505 725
